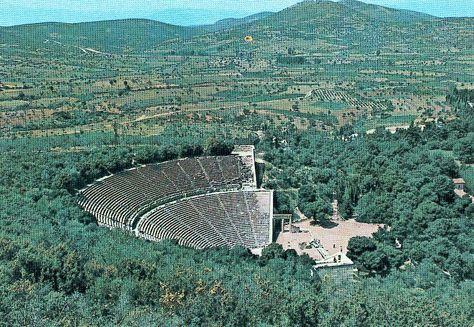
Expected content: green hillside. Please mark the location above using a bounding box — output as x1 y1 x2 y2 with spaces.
254 0 435 33
0 12 274 54
1 1 471 55
180 0 472 57
205 12 274 32
0 19 199 53
339 0 435 22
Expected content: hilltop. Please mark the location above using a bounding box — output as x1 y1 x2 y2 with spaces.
0 12 274 54
0 0 459 55
338 0 435 22
270 0 435 25
0 19 198 53
195 0 471 57
206 12 274 31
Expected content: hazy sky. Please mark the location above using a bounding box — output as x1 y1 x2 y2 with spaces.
1 0 473 26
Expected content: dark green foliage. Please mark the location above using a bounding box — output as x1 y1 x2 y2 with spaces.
2 61 474 327
0 106 473 325
274 190 297 213
348 236 377 257
348 237 389 274
0 11 474 323
460 166 474 193
454 133 474 164
181 144 204 157
206 140 234 156
261 105 474 281
276 56 306 65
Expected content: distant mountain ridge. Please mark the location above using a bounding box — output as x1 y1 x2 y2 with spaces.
0 19 197 52
260 0 435 28
0 0 470 54
0 11 275 53
208 12 274 31
201 0 471 58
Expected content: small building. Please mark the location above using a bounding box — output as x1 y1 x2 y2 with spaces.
312 252 355 285
453 178 465 191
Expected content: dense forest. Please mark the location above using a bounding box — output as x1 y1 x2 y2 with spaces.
264 91 474 281
0 90 473 326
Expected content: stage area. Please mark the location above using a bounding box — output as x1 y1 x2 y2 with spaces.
276 219 383 261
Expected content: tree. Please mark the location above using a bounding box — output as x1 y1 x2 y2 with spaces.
359 250 389 274
347 237 377 259
181 144 204 157
274 190 296 213
206 140 233 156
261 243 286 261
454 133 474 163
301 198 332 225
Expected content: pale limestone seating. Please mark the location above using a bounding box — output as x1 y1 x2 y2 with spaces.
79 156 248 228
136 191 270 249
78 154 270 250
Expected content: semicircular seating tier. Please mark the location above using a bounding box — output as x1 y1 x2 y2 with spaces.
78 156 255 229
136 190 273 249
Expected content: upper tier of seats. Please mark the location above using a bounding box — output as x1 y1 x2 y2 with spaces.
78 155 254 228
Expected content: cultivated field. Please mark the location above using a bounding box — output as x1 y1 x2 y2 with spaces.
1 9 472 144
